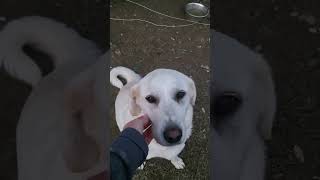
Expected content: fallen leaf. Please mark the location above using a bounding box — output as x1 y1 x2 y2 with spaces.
293 144 305 163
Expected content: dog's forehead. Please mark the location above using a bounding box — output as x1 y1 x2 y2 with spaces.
145 69 189 82
140 69 190 92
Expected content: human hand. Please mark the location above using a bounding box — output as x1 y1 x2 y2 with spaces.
124 115 153 144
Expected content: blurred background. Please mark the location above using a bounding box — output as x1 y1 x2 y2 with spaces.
212 0 320 179
0 1 108 179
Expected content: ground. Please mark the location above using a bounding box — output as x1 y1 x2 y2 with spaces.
110 0 210 179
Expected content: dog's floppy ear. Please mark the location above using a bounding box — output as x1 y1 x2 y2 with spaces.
129 84 142 116
259 90 276 140
257 58 276 140
62 68 100 173
188 78 197 106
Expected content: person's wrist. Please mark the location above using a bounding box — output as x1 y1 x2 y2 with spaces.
126 127 142 135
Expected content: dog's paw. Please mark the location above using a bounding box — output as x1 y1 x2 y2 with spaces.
137 162 146 170
171 157 185 169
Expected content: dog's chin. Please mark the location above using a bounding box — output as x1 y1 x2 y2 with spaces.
152 135 167 146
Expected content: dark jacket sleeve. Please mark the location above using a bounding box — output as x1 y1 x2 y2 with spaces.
110 128 148 180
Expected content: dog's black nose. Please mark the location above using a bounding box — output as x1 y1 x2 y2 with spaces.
163 126 182 144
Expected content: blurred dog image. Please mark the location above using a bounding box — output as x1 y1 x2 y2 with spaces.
210 31 276 180
110 67 196 169
0 16 109 180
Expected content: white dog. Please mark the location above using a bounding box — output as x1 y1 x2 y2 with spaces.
210 30 276 180
0 16 109 180
110 66 196 169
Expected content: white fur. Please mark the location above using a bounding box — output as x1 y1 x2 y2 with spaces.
0 16 109 180
0 16 100 86
210 31 276 180
110 67 196 169
110 66 140 89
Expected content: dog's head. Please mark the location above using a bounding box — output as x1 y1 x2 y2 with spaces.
210 31 276 140
129 69 196 146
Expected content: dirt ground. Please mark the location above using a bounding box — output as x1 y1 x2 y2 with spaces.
213 0 320 179
110 0 210 179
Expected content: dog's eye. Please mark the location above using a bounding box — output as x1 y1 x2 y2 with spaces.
145 95 158 104
175 91 186 101
212 92 242 118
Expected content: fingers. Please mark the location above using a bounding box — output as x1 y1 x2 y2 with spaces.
137 115 152 128
143 119 152 130
138 114 153 144
123 114 153 144
143 125 153 144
